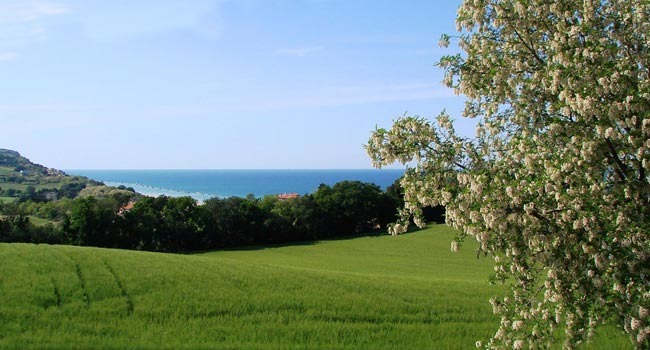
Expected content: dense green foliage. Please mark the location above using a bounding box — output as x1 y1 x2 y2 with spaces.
0 149 442 252
0 180 412 252
0 149 102 202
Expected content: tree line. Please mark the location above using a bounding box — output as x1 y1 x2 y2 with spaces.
0 180 444 252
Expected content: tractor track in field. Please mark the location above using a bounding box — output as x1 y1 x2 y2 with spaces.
72 261 91 307
50 277 61 307
102 259 134 315
56 250 93 308
6 245 63 309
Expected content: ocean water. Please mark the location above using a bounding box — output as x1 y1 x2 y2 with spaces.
66 169 405 201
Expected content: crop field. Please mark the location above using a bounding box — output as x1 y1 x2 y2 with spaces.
0 166 86 193
0 182 67 192
0 167 14 176
0 225 630 349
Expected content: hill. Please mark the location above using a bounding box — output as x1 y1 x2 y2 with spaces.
0 225 628 349
0 149 124 203
0 149 61 176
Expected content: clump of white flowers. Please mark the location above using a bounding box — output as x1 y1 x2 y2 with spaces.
366 1 650 349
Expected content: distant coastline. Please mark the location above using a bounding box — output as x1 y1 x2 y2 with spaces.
103 181 217 201
66 169 405 200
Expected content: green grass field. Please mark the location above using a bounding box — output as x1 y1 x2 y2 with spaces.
0 165 87 194
0 167 14 176
0 182 64 192
0 225 630 349
25 216 56 226
0 216 54 226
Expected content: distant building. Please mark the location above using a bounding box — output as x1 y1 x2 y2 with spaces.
117 202 135 216
46 168 64 176
278 193 299 200
43 191 58 201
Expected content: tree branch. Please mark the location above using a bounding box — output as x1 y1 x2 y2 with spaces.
512 28 546 66
605 138 629 181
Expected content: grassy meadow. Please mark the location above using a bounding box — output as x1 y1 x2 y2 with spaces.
0 225 630 349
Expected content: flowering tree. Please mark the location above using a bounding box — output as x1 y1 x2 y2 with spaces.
366 1 649 349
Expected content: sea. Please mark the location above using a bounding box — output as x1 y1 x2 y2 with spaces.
65 169 405 201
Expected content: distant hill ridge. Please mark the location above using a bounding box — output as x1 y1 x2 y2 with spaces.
0 148 20 158
0 148 105 201
0 148 61 175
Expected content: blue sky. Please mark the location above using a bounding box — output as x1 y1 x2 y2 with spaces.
0 0 470 169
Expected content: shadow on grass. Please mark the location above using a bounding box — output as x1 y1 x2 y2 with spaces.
188 224 435 255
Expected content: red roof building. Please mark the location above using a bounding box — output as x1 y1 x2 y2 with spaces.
117 202 135 216
278 193 299 200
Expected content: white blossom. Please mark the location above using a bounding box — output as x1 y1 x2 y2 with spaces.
451 240 459 253
366 1 650 349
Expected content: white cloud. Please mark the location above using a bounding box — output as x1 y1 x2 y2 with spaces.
0 52 19 62
270 83 456 109
137 82 457 117
0 102 98 113
275 46 324 57
0 1 69 24
0 1 69 57
73 0 225 41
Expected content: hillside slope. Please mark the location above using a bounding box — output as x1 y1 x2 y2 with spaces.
0 226 628 349
0 148 100 202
